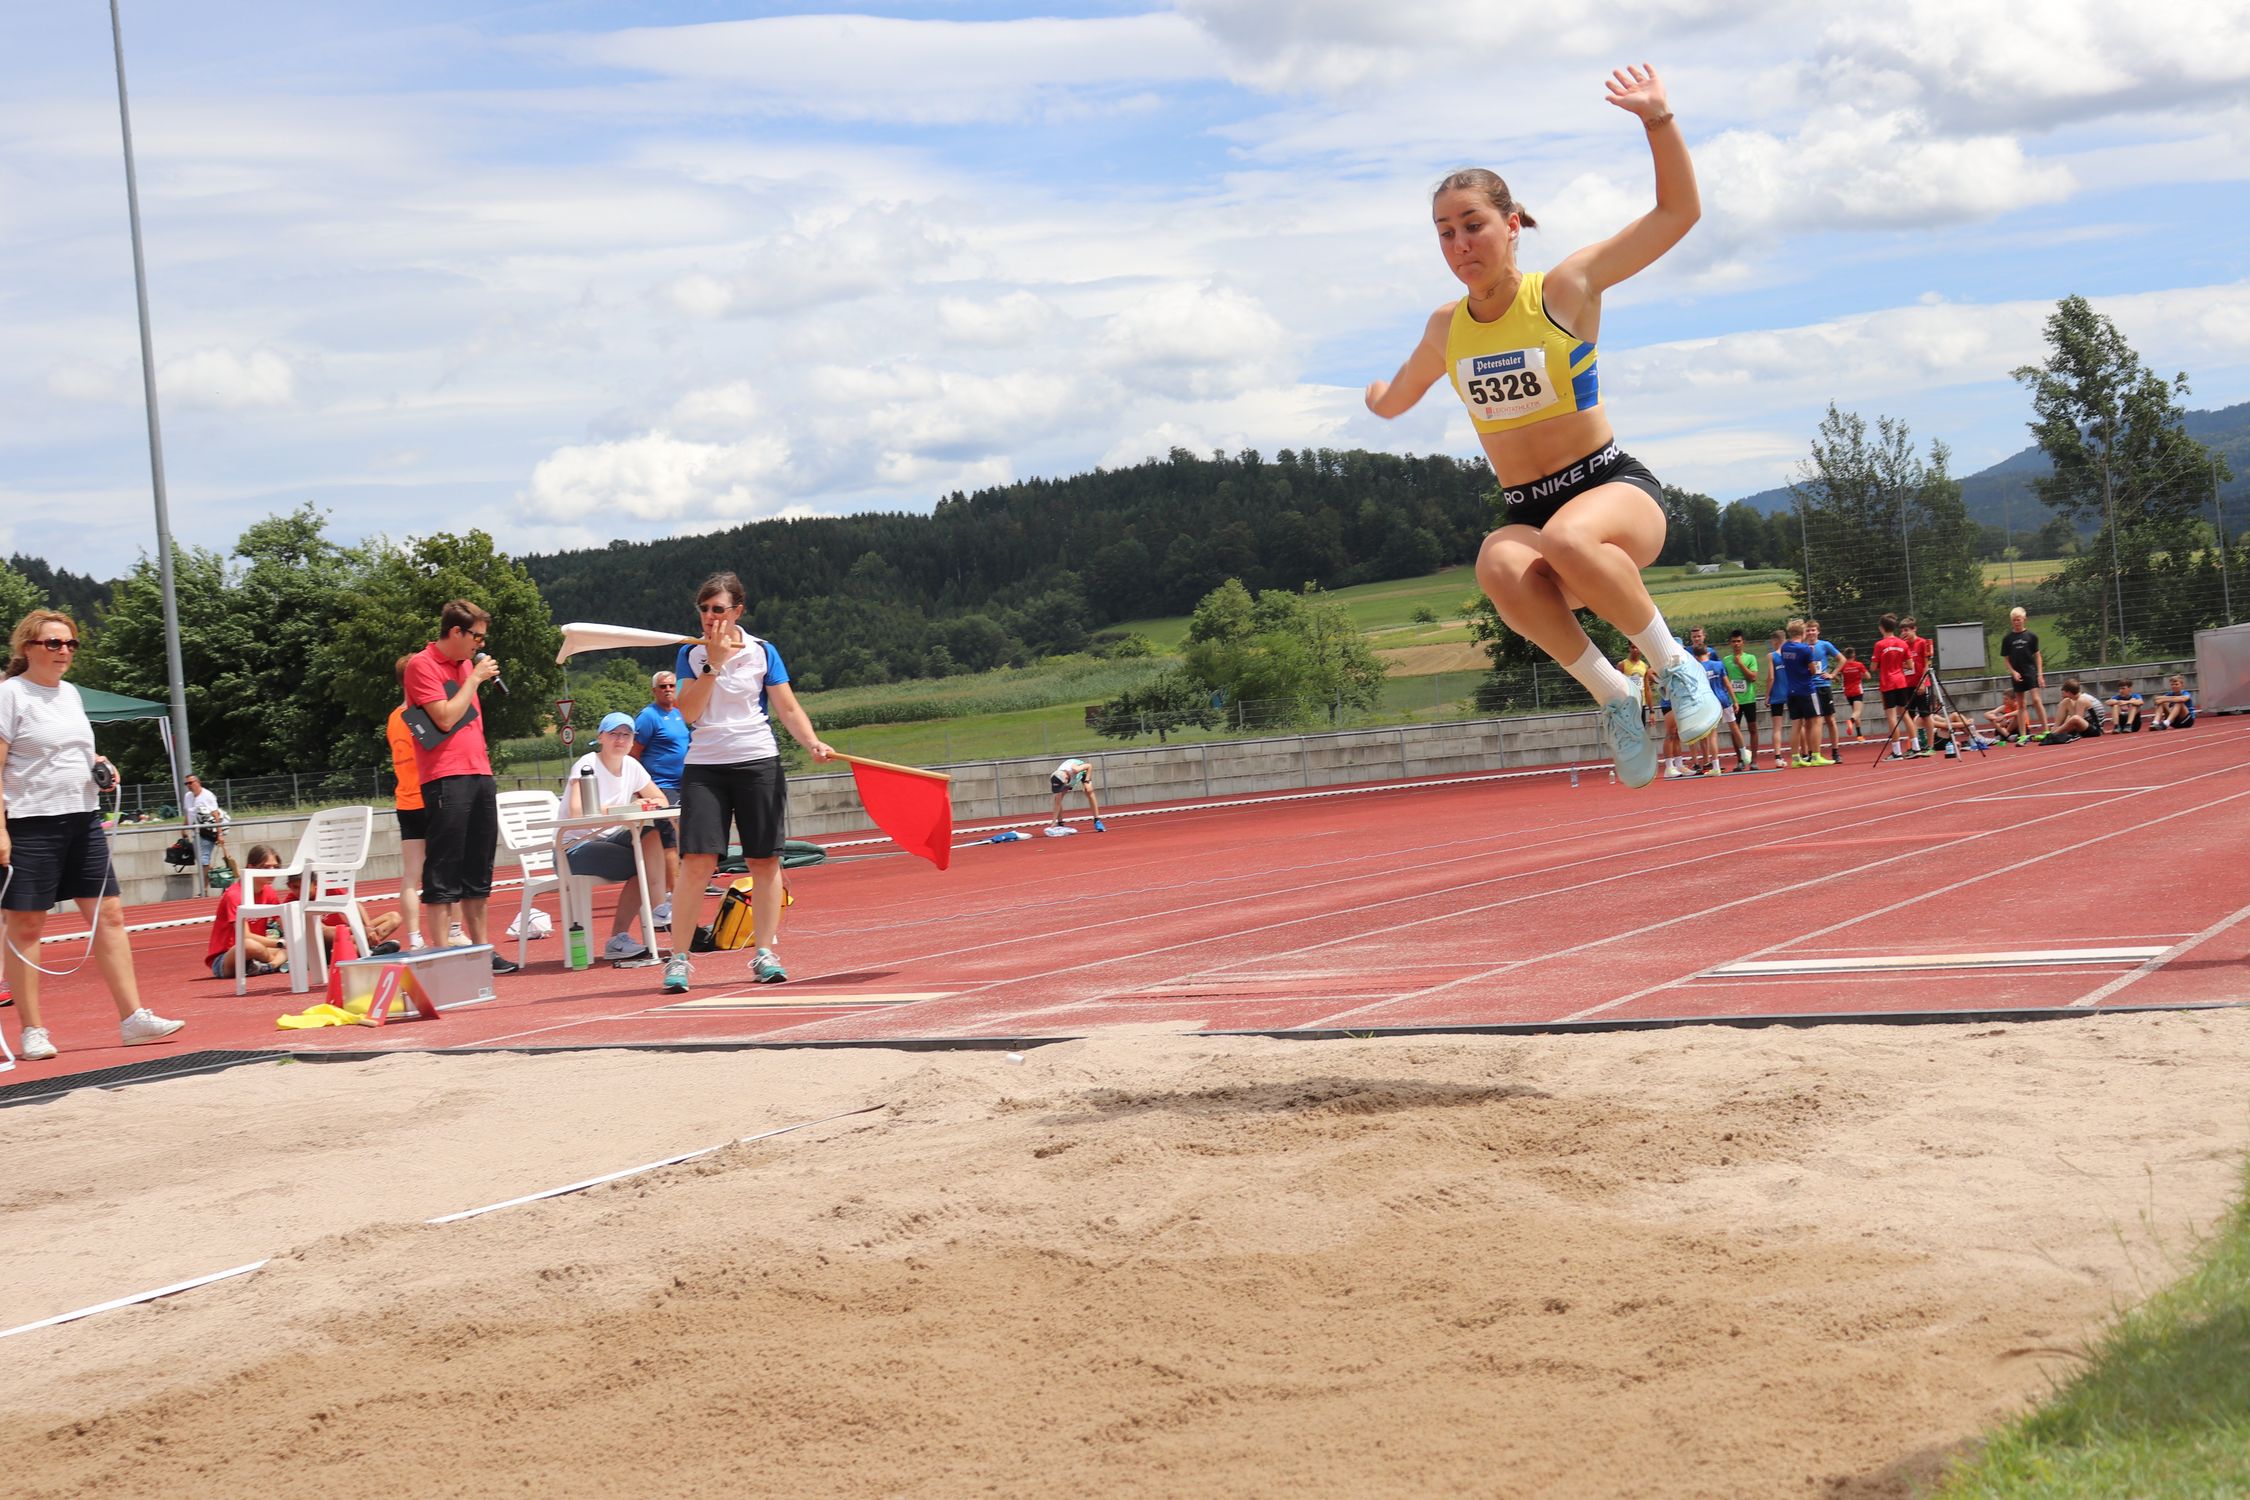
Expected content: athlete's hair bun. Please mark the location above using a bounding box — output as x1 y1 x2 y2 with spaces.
1433 168 1536 229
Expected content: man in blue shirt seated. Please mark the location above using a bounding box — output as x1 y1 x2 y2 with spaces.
631 669 692 929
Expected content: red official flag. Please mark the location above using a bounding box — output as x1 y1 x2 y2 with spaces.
844 757 953 870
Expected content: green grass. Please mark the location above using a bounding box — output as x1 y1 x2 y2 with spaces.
1929 1163 2250 1498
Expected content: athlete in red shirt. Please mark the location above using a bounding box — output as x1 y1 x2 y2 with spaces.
1870 616 1917 756
1902 615 1936 750
1837 650 1867 739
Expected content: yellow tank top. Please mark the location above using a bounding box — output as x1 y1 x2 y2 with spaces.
1443 270 1599 435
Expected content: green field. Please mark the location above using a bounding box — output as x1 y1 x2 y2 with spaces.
494 558 2076 773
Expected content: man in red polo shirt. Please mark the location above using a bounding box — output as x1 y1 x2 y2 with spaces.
404 599 512 973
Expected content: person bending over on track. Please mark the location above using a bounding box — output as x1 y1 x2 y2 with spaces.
1837 647 1867 740
2148 675 2197 729
206 843 288 978
668 571 834 993
1777 620 1824 767
1364 62 1719 789
1050 757 1106 831
2051 678 2105 740
1723 630 1761 768
1997 607 2048 744
2106 680 2144 732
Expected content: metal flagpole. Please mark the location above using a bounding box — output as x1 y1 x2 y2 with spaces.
109 0 194 825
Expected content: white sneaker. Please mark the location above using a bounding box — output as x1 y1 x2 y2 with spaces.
448 924 469 946
119 1009 184 1047
405 932 428 952
19 1026 57 1061
603 933 651 961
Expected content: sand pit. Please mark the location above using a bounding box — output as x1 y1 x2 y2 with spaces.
8 1009 2250 1498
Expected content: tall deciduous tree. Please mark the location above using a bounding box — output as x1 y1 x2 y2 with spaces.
315 529 563 764
0 558 48 634
1787 404 1990 649
2012 294 2231 661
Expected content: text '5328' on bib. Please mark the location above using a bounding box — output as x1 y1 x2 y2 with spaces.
1456 348 1557 425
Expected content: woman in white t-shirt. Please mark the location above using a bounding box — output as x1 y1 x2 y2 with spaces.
563 712 670 961
1 610 185 1063
667 571 835 994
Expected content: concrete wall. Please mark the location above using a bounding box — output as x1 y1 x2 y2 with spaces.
96 657 2199 906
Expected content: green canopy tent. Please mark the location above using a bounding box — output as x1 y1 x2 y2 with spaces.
77 686 168 723
76 687 188 823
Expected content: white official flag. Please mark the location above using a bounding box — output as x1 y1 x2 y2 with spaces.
555 623 699 663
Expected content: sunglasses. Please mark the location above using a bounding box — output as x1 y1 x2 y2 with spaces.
36 638 81 652
697 603 735 616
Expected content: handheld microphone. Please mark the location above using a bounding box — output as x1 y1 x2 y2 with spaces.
475 652 510 697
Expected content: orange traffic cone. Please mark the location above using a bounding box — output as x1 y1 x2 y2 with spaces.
324 922 358 1005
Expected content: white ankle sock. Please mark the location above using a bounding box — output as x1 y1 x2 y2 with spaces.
1560 642 1639 707
1626 609 1683 669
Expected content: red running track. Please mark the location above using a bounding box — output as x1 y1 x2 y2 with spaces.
8 719 2248 1093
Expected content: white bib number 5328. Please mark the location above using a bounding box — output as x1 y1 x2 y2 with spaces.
1457 347 1557 424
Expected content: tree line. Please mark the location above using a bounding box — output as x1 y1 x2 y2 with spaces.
520 446 1498 691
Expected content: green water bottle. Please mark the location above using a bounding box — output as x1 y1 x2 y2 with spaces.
567 920 590 970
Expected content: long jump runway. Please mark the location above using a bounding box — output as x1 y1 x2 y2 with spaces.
10 718 2248 1098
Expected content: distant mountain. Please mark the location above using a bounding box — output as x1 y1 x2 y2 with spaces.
1729 400 2250 533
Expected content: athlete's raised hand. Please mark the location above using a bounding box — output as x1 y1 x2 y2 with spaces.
1603 63 1670 123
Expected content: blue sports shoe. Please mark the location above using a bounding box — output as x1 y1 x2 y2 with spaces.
1659 655 1723 742
1601 697 1659 788
751 948 788 984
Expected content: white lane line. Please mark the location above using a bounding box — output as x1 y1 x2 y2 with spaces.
823 726 2237 1041
1708 948 2166 977
1301 740 2243 1030
2069 899 2250 1009
1557 770 2250 1024
1968 787 2157 801
2 1104 887 1342
0 1261 271 1342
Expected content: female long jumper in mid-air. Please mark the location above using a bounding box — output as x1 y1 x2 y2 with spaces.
1365 63 1720 788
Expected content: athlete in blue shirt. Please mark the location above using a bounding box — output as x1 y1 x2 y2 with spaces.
1777 623 1826 765
1804 619 1846 761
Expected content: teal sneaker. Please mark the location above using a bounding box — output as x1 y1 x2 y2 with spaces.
1658 656 1722 742
662 955 692 994
1601 697 1660 789
751 948 788 984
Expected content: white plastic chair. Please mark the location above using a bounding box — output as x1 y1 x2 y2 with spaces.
496 790 580 969
235 805 375 995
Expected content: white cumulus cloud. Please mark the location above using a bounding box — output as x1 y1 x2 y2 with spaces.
523 430 793 523
157 347 297 411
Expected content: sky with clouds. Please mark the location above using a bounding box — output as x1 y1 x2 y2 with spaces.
6 0 2249 576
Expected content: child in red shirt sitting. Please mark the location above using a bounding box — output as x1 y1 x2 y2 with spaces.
206 845 287 979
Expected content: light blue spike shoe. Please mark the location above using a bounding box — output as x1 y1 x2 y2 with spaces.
1601 697 1660 788
1659 655 1723 743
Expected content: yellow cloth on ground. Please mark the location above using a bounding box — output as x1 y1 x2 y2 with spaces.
274 995 376 1030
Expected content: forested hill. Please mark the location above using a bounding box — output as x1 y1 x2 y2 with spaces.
1731 400 2250 528
522 447 1498 690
